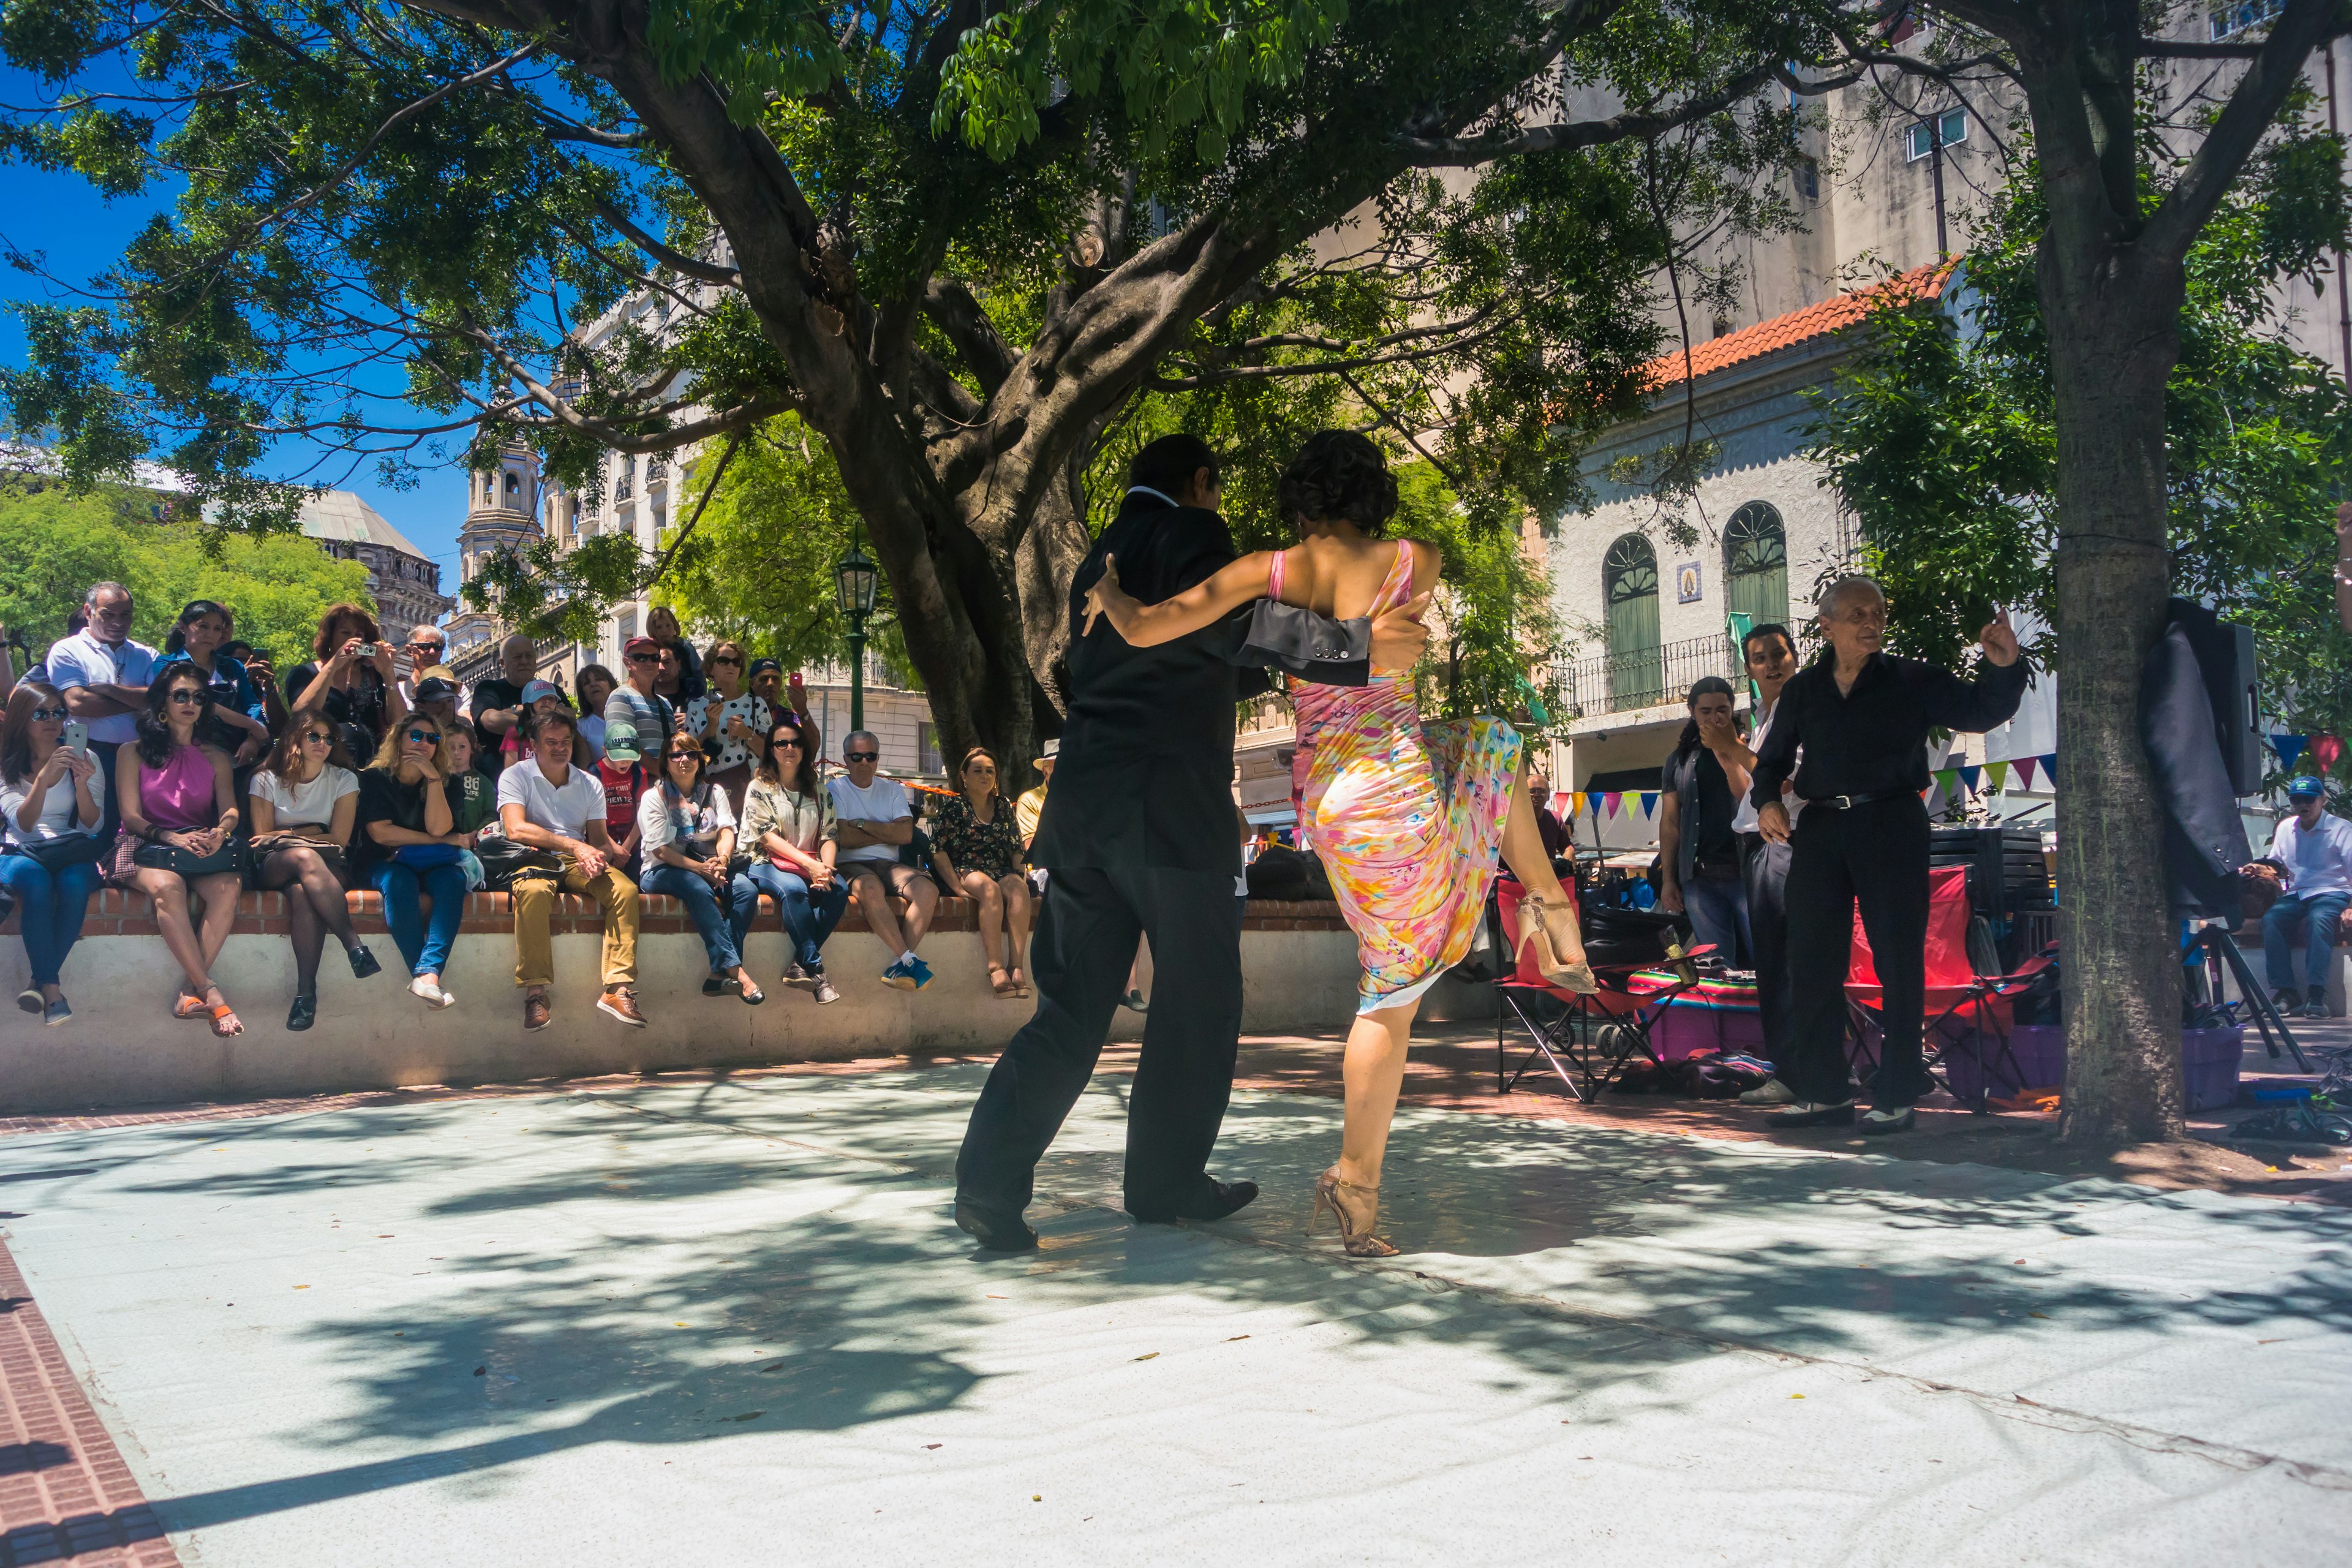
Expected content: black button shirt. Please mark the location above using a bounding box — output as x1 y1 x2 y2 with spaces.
1749 652 2028 809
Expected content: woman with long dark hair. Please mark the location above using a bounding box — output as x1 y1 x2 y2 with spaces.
1657 675 1751 967
249 717 383 1029
638 739 763 1003
0 681 105 1023
115 665 246 1036
355 711 467 1009
158 600 272 766
741 718 847 1003
930 745 1033 998
287 602 405 760
1084 429 1594 1255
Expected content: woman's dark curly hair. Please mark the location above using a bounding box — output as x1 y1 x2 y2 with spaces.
134 665 210 770
1277 430 1400 535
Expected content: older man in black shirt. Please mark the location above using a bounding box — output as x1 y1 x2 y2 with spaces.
1752 576 2026 1134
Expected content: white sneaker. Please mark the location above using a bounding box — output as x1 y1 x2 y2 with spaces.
409 975 455 1009
1738 1078 1797 1107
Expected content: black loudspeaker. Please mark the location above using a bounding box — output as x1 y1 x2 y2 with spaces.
2168 597 2261 796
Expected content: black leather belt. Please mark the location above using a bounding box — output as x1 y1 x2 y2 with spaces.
1804 789 1909 810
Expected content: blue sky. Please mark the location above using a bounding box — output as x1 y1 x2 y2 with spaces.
0 123 470 582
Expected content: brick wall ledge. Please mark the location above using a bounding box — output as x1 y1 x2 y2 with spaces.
2 889 1351 940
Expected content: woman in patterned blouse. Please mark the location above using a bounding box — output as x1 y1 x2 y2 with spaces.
688 639 771 817
930 745 1033 997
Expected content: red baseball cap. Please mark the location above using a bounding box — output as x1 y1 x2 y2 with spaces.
624 635 659 656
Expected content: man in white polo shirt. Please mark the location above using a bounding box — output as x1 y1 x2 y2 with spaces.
2263 775 2352 1020
828 730 937 990
46 581 159 843
496 707 644 1032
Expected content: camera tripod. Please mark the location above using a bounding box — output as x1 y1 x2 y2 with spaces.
2184 919 2309 1072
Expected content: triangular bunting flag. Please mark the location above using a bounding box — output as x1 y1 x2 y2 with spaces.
2041 752 2057 786
2315 734 2343 775
1638 791 1659 817
2010 756 2035 790
1602 791 1623 818
1959 764 1982 793
1933 768 1960 793
2273 733 2307 772
1985 760 2010 793
1571 791 1588 817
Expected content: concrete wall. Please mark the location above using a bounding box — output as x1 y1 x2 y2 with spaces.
0 890 1372 1115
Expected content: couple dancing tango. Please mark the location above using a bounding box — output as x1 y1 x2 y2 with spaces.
954 430 1596 1257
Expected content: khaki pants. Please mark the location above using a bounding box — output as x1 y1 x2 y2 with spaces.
511 864 639 989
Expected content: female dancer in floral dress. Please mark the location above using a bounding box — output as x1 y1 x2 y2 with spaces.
1085 430 1596 1256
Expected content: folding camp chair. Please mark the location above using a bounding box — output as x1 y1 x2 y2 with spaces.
1492 880 1709 1101
1843 864 2054 1112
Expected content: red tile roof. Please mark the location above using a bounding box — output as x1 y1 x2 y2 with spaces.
1640 261 1954 391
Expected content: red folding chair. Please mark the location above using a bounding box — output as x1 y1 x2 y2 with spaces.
1844 864 2055 1111
1492 880 1710 1101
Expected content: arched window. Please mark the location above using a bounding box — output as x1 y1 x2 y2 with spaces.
505 472 521 496
1603 533 1664 707
1724 501 1789 630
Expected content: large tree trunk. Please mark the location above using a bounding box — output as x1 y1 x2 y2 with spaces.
2041 243 2187 1144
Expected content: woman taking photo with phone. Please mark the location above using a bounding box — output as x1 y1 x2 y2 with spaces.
249 718 383 1029
115 666 247 1038
0 682 105 1024
356 712 468 1010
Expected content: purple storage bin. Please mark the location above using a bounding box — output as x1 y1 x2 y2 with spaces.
1648 997 1770 1061
1942 1023 2066 1105
2180 1024 2244 1113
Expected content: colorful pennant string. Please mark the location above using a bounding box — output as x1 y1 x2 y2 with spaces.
1958 764 1981 793
2272 733 2307 772
1637 791 1659 817
1985 760 2010 793
1602 791 1623 819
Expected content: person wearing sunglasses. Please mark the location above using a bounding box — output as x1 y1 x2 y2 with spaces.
743 718 848 1003
605 636 676 765
116 667 246 1038
828 731 935 990
249 719 383 1029
688 638 770 817
158 600 272 769
0 682 105 1024
356 714 469 1009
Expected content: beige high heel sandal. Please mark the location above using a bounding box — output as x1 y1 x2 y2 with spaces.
1517 895 1600 993
1310 1167 1400 1257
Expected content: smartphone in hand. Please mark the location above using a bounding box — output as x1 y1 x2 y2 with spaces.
61 719 88 760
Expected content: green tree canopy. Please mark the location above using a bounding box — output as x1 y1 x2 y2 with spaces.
0 478 374 665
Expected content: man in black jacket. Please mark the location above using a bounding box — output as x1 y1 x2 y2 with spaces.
1752 576 2026 1135
953 434 1428 1250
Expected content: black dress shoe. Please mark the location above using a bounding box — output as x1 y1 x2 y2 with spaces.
1134 1178 1261 1224
954 1200 1038 1253
286 992 317 1032
1766 1099 1856 1128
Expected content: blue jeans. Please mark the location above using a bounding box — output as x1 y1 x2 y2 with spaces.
642 861 759 973
744 862 850 971
369 860 467 978
0 853 104 988
1682 872 1752 968
2264 890 2349 997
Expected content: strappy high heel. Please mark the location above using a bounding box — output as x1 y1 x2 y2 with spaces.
1517 894 1599 993
1310 1167 1400 1257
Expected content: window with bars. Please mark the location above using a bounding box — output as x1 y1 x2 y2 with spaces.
1603 533 1663 707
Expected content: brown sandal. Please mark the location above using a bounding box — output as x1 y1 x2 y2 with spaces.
1310 1167 1400 1257
988 963 1018 998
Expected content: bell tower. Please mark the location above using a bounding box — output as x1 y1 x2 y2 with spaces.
458 443 544 587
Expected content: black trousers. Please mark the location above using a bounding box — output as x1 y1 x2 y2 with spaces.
955 866 1244 1219
1780 794 1932 1109
1740 830 1793 1066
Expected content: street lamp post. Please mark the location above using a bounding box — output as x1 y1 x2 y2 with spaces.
834 540 879 737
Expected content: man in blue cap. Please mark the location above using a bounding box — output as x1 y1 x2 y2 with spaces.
2263 775 2352 1019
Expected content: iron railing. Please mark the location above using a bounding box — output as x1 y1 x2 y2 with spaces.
1554 633 1741 718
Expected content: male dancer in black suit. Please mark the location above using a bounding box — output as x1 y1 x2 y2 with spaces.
953 434 1429 1251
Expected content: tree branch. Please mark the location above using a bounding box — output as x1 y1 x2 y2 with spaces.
921 276 1017 398
1397 61 1777 166
592 200 741 287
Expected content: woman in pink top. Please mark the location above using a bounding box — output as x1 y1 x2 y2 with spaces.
115 666 246 1036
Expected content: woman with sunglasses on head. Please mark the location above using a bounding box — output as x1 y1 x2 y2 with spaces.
639 739 764 1004
158 600 272 769
0 682 105 1024
688 639 771 817
742 719 848 1004
930 745 1034 998
115 666 246 1037
356 712 469 1010
250 718 384 1029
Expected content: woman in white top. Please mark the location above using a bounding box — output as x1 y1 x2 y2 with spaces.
741 717 848 1003
0 682 104 1024
249 717 383 1030
688 639 771 816
638 741 763 1003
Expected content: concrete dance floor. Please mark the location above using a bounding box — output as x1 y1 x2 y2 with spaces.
1 1063 2348 1565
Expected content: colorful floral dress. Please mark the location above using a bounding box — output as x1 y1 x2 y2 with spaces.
932 791 1023 880
1280 541 1522 1013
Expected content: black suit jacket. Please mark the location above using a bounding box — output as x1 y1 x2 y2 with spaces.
2141 599 2253 916
1033 492 1365 875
